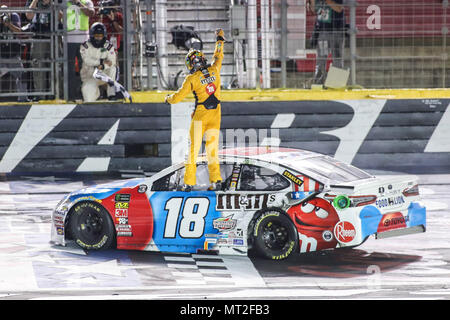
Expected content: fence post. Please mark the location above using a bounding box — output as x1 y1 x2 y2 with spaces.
280 0 287 88
247 0 258 88
144 0 154 90
349 0 357 86
62 2 68 101
123 0 133 92
155 0 168 90
260 0 270 88
442 0 448 88
51 2 59 100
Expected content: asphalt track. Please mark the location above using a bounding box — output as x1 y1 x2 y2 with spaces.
0 174 449 301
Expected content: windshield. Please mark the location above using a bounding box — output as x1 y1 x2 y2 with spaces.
295 156 373 183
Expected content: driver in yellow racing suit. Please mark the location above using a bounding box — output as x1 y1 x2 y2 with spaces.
165 29 225 191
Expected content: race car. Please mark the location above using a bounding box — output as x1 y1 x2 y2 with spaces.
51 147 426 260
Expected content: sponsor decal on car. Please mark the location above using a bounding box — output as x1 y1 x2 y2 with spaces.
334 221 356 243
213 215 237 231
322 230 334 242
377 212 409 233
115 194 131 202
137 185 148 193
216 193 275 211
282 170 304 186
115 208 128 217
375 196 405 208
115 202 129 209
116 224 133 237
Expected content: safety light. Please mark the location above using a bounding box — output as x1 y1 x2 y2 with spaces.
333 195 351 210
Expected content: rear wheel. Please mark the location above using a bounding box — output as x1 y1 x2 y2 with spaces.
252 209 298 260
69 201 116 250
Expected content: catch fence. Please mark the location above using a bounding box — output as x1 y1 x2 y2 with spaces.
0 0 448 103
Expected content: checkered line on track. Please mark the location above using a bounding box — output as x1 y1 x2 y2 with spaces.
164 253 234 285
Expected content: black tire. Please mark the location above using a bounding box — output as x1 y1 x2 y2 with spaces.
252 209 298 260
69 201 116 250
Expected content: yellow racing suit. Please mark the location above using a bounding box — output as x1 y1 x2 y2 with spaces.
166 39 224 186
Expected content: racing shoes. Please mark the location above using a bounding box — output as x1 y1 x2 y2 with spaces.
180 184 193 192
208 181 223 191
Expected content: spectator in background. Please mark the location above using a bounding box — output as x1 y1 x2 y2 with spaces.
308 0 346 85
80 22 117 102
26 0 52 99
0 5 29 102
94 0 123 86
61 0 95 101
97 0 122 51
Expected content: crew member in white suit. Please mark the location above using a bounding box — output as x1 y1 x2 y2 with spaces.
80 22 117 102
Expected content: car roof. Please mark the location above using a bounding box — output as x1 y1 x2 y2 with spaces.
216 147 330 183
155 147 370 186
217 146 320 162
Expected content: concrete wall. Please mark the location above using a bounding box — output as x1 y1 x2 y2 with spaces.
0 96 449 176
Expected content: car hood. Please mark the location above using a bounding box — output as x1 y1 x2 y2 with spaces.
68 178 146 201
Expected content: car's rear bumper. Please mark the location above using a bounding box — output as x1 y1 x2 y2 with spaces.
359 201 426 240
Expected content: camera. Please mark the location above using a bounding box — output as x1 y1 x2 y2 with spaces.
144 42 158 58
0 10 10 25
99 7 113 15
99 0 115 16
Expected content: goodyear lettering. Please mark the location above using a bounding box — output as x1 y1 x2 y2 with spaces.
73 196 102 204
282 170 304 186
253 212 280 237
272 240 295 260
75 202 100 212
76 234 108 249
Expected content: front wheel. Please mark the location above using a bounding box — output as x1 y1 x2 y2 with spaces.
69 201 116 250
252 209 298 260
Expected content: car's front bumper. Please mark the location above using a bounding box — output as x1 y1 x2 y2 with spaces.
50 196 72 246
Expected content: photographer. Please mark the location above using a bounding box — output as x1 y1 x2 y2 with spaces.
0 5 29 102
94 0 123 86
97 0 123 51
26 0 52 98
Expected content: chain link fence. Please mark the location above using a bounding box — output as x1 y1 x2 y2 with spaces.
234 0 449 89
1 4 55 102
0 0 448 103
0 0 126 102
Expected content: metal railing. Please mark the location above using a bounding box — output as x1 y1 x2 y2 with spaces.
131 0 450 91
0 5 55 101
0 1 127 102
1 0 448 103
